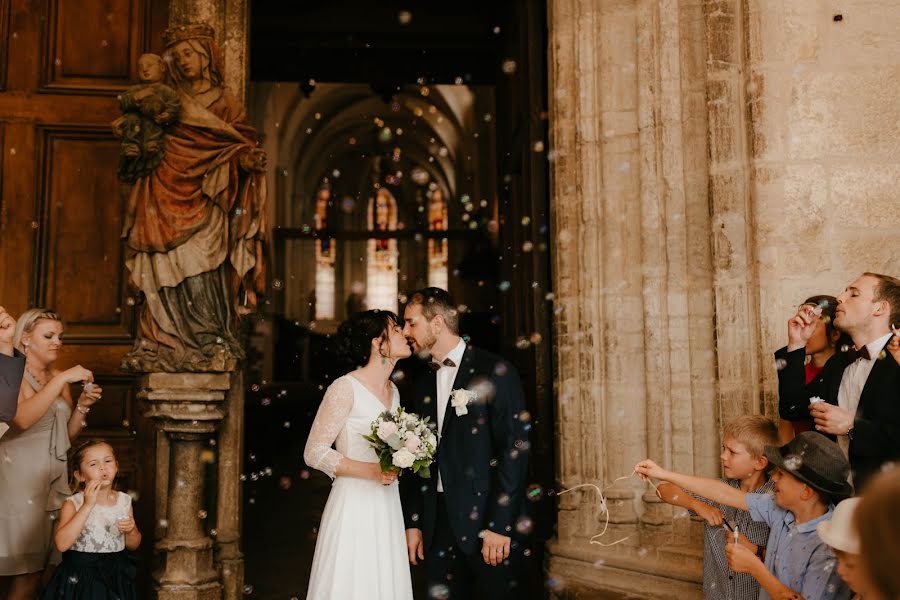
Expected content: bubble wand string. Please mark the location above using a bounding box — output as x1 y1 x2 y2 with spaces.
555 473 664 547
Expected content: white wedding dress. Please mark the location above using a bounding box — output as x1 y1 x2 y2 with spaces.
303 375 414 600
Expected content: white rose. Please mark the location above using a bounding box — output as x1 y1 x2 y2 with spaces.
392 448 416 469
450 389 476 416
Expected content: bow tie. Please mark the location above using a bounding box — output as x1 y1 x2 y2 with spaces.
428 357 456 371
846 345 871 362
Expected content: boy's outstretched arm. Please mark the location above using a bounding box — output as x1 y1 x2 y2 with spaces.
657 483 725 526
634 459 749 511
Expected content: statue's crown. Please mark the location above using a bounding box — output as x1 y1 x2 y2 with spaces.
162 23 216 48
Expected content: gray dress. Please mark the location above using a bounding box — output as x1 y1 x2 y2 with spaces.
0 370 71 574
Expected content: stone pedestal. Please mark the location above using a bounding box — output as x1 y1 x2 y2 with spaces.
142 373 231 600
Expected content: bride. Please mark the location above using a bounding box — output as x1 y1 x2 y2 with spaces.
303 310 414 599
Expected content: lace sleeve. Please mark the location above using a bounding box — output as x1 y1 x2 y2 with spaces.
303 377 354 479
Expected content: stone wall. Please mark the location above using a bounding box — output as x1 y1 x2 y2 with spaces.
546 0 900 597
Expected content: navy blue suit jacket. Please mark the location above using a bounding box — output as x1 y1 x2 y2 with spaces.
401 345 530 555
0 350 24 423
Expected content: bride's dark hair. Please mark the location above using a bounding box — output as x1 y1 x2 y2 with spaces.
337 309 399 368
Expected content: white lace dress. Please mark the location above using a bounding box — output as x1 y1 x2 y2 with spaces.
303 375 413 600
66 491 131 552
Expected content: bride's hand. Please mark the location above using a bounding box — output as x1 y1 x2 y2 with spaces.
373 464 398 485
378 467 399 485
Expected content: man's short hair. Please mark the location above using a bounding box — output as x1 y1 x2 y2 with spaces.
406 287 459 334
722 415 779 459
863 272 900 327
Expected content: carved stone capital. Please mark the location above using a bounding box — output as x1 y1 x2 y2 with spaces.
140 373 230 428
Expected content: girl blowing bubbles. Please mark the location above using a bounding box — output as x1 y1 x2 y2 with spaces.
42 441 141 600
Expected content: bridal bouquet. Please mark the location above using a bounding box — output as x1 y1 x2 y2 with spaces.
363 407 437 478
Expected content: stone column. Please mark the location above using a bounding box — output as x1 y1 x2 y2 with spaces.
160 4 252 599
546 0 719 597
142 373 231 600
215 372 245 600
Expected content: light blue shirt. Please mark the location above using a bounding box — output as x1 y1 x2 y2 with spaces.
746 493 850 600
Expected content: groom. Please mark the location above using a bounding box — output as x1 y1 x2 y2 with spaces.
400 287 530 599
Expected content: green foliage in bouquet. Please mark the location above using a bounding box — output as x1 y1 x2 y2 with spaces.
362 406 436 479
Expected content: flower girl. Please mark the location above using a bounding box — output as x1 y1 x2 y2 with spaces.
42 440 141 600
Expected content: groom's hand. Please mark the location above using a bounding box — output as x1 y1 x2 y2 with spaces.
405 528 424 565
481 530 511 566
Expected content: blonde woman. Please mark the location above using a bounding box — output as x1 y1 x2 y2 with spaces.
0 309 101 600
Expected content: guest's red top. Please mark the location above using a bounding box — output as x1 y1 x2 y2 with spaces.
789 362 824 435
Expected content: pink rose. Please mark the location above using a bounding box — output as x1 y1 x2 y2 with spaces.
404 434 421 452
377 421 399 442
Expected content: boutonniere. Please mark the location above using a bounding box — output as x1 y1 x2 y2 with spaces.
449 388 477 416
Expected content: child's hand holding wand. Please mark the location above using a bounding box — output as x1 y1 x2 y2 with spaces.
725 533 761 573
634 459 670 483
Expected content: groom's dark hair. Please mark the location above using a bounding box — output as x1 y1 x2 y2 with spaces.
407 287 459 334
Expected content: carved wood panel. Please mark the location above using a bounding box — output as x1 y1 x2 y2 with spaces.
41 0 146 94
1 0 167 591
0 0 8 90
34 125 134 344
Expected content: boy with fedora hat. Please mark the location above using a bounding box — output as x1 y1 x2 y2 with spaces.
636 431 852 600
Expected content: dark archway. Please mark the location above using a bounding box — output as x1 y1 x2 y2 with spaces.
242 3 552 598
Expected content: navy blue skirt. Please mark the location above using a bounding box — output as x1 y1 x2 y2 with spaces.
42 550 138 600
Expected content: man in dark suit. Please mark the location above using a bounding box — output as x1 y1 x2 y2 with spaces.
777 272 900 492
0 305 23 423
400 287 529 599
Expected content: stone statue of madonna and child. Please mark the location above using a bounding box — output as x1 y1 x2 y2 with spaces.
115 23 267 373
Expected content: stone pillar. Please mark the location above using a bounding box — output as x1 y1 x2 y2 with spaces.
160 4 251 599
545 0 718 597
142 373 231 600
703 0 764 424
215 372 244 600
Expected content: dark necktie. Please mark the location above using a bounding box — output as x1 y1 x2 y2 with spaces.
428 357 456 371
846 345 871 362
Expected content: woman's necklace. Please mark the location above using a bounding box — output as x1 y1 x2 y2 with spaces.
25 365 49 388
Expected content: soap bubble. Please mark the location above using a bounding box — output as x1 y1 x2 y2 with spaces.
783 454 803 471
526 483 544 502
515 516 533 534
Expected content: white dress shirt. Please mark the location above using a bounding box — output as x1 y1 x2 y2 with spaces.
435 338 466 492
837 332 893 458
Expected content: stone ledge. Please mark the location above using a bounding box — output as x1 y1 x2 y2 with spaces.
143 392 229 403
546 538 702 599
140 372 232 391
546 553 701 600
